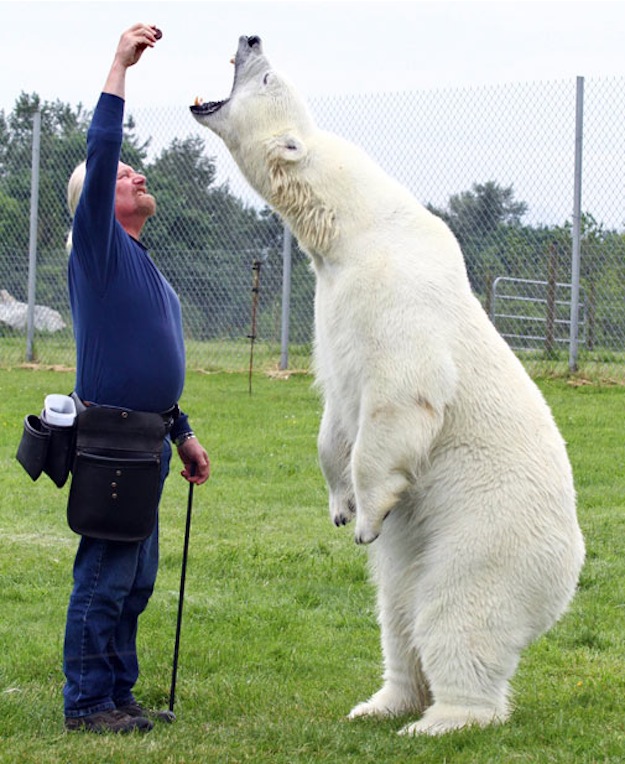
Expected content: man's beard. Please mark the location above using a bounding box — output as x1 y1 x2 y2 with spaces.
138 193 157 217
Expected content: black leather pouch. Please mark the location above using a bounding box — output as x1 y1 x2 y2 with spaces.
44 423 76 488
16 413 76 488
67 406 167 542
16 414 51 481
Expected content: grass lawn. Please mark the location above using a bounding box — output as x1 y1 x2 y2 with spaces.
1 368 624 762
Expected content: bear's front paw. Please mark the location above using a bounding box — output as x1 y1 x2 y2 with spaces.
354 517 381 545
353 506 393 544
330 493 356 527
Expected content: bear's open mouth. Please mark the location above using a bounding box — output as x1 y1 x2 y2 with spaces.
190 36 263 118
190 98 228 115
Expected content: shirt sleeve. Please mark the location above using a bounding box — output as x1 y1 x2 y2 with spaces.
71 93 125 291
170 410 193 443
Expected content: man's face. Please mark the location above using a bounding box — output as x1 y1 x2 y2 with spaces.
114 162 156 228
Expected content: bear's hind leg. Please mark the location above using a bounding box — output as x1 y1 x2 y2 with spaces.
348 653 431 720
347 664 430 719
399 701 508 736
348 599 432 720
399 619 518 736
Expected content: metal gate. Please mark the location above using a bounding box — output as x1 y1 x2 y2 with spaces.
490 276 586 353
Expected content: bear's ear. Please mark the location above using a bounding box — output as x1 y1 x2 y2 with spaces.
266 133 307 165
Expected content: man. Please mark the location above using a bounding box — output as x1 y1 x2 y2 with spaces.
63 23 210 734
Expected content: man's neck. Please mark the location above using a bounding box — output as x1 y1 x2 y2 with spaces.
118 217 145 240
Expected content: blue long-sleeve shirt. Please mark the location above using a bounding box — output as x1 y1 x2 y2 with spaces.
69 93 188 423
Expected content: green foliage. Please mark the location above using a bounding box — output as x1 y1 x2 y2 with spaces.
0 369 624 761
435 179 528 237
429 181 555 293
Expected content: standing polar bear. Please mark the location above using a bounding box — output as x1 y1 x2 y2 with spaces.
191 36 585 736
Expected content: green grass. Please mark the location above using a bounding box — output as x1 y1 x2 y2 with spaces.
0 334 314 375
4 331 625 382
1 368 624 762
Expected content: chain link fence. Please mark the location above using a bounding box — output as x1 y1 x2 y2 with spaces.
2 76 625 380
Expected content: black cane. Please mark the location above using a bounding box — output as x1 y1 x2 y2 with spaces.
168 463 195 716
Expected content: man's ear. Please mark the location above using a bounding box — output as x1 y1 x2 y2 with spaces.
266 133 307 164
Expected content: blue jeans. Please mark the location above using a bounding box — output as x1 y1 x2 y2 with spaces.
63 438 172 718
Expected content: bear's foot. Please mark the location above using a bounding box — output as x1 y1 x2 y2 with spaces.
348 686 420 720
398 702 507 737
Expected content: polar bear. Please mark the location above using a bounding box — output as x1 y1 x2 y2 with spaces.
190 36 585 736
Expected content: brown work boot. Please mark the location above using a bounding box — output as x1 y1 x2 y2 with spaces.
117 701 176 723
65 708 153 733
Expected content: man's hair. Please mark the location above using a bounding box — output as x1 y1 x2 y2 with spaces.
67 161 87 217
66 161 86 252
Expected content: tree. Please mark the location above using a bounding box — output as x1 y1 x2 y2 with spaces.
429 180 528 242
427 181 531 296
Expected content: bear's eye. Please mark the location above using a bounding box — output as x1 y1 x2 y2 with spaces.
263 72 271 86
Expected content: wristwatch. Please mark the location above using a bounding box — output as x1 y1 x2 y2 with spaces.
174 431 196 447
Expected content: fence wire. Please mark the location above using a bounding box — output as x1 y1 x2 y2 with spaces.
2 76 625 380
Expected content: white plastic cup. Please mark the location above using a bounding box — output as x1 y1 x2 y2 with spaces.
42 394 77 428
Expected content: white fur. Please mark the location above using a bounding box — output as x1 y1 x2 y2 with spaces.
192 37 585 735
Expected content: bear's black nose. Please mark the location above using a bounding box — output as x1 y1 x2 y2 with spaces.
247 35 261 47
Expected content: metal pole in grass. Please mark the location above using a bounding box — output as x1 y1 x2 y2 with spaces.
26 111 41 363
168 464 196 717
248 258 262 395
279 226 292 371
569 76 584 373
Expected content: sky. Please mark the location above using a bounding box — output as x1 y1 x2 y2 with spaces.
1 0 624 114
2 0 624 228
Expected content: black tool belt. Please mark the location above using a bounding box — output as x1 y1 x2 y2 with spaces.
66 406 170 542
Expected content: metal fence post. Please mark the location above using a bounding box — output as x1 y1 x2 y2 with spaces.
279 225 292 370
568 77 584 373
26 111 42 362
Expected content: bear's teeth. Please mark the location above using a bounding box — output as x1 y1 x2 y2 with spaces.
194 96 204 106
